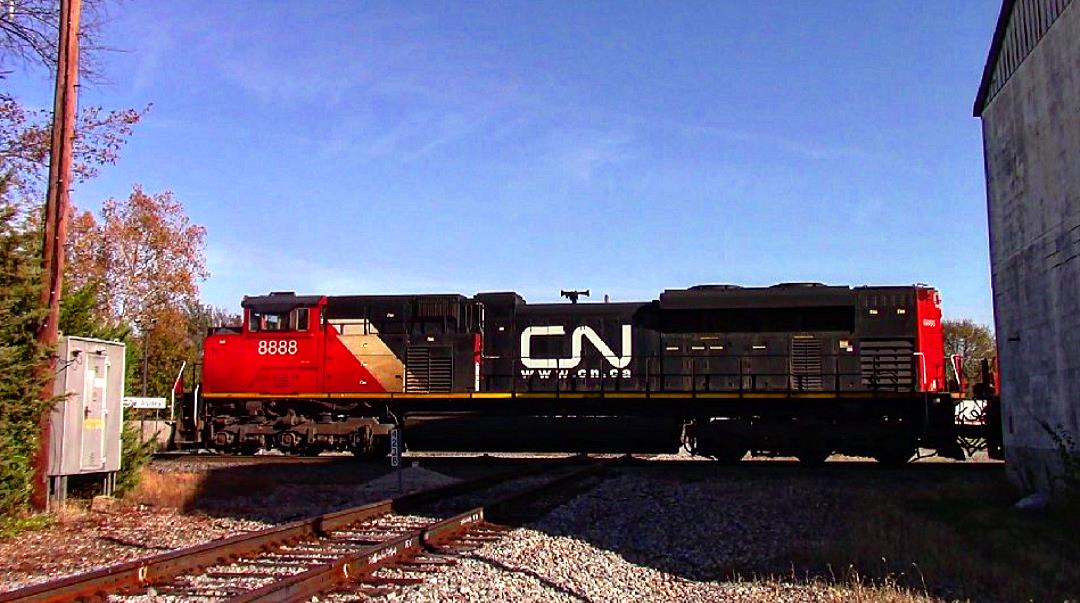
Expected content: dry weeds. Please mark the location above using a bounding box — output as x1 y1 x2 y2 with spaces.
805 472 1080 602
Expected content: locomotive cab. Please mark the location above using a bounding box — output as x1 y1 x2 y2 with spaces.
202 293 326 396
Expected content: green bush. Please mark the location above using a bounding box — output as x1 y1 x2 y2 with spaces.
115 411 156 496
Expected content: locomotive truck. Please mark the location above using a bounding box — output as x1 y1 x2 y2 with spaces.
178 283 1002 464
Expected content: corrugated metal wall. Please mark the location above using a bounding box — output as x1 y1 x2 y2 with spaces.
984 0 1074 106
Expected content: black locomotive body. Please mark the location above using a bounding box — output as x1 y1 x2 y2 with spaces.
189 282 994 463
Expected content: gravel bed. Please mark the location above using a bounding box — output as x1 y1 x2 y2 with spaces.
357 466 462 498
331 469 890 603
148 451 363 474
0 505 271 593
416 473 567 519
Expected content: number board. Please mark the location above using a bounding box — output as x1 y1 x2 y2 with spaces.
258 340 298 355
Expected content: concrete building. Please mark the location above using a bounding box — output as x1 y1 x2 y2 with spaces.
974 0 1079 492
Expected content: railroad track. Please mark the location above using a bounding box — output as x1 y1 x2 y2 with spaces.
1 456 618 603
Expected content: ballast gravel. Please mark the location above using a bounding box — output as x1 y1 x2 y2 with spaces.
365 470 907 603
0 506 271 593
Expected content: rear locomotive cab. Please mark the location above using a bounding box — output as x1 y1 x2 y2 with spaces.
664 283 957 465
854 285 947 394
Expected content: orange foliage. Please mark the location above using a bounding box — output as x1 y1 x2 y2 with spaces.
67 185 208 331
0 95 145 200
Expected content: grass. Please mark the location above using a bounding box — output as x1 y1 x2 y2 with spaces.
0 512 52 540
815 573 938 603
130 468 273 510
808 470 1080 602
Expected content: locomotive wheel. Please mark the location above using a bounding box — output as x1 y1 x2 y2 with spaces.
872 447 916 467
796 449 831 466
349 426 377 459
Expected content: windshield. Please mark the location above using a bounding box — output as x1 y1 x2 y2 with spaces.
249 307 309 332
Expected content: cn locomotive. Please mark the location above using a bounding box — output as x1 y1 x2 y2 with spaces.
180 283 998 464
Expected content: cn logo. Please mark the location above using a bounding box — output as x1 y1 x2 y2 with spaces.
520 325 632 370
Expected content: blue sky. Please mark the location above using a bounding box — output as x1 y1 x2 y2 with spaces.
7 1 1001 323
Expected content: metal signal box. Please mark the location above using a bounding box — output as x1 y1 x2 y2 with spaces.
47 336 126 505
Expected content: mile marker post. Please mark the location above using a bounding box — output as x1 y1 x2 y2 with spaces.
390 427 402 492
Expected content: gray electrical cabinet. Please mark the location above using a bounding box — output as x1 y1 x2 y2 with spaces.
47 336 126 507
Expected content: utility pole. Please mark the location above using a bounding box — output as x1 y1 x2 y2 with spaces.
31 0 82 512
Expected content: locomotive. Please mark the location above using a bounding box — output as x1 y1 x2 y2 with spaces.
181 282 999 464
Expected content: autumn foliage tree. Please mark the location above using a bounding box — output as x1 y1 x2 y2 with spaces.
943 319 997 386
0 1 193 516
0 96 145 202
68 186 207 327
67 185 209 395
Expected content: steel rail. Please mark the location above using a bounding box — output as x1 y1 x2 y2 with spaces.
0 457 594 603
222 458 616 603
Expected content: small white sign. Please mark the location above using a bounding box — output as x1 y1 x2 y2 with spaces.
123 396 167 409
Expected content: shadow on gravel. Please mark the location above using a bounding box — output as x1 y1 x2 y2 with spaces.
463 554 593 602
499 460 1080 603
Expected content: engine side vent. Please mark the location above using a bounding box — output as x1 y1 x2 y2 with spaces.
790 337 823 391
860 339 915 390
405 346 453 393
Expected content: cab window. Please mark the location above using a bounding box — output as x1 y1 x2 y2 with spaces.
249 307 311 333
249 311 287 332
291 308 309 332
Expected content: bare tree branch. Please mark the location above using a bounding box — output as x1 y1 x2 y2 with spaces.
0 0 115 80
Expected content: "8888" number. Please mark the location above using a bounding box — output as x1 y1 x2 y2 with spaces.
258 340 298 355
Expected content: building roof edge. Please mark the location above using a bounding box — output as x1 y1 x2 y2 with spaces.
973 0 1017 118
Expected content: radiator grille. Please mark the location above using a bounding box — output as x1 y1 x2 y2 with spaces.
405 346 453 393
860 340 915 390
790 338 823 391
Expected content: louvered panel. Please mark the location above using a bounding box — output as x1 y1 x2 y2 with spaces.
405 346 453 393
404 347 429 393
789 338 823 391
860 340 915 390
